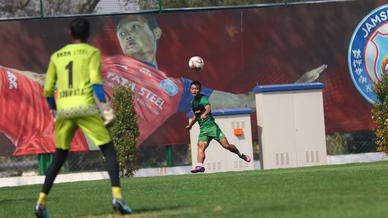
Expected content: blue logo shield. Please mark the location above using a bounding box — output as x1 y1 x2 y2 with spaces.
348 4 388 104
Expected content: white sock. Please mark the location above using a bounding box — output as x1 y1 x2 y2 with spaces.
197 163 204 167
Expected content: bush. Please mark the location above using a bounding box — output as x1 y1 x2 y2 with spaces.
110 86 139 177
326 132 347 155
371 75 388 153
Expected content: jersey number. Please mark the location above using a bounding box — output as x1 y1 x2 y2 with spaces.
66 61 73 88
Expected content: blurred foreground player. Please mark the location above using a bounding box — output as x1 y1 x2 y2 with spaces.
34 18 132 218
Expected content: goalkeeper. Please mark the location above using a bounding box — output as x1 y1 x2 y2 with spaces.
34 18 132 218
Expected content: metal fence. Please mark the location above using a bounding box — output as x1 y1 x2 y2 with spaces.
0 131 377 178
0 0 334 19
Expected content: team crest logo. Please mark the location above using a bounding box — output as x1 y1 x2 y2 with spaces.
348 4 388 104
160 79 178 96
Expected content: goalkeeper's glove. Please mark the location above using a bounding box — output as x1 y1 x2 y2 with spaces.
100 103 115 126
51 110 57 122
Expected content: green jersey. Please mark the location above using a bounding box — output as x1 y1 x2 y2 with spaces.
44 43 102 118
191 94 216 128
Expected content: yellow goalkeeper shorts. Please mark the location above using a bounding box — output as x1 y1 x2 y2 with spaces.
55 114 111 150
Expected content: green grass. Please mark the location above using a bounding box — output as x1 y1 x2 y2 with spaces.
2 161 388 218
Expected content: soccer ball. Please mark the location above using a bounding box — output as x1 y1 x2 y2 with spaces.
188 56 204 71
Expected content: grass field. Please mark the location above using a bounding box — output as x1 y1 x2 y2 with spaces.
2 161 388 218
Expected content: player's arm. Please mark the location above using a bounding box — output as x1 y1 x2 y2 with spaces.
201 104 211 120
90 50 114 125
2 66 45 86
294 64 328 83
90 50 106 103
199 96 211 120
43 58 57 118
209 65 327 110
186 114 197 130
209 90 255 110
89 50 104 93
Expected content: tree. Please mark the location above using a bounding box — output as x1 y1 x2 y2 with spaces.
137 0 285 9
0 0 295 18
0 0 40 17
0 0 100 17
326 132 347 155
44 0 100 15
110 86 139 177
371 75 388 153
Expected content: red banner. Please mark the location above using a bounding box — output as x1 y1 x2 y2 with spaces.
0 0 386 155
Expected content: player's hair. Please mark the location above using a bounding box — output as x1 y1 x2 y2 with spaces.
70 18 90 41
191 80 202 89
115 14 159 32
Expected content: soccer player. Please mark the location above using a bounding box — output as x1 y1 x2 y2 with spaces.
34 18 132 218
185 80 251 173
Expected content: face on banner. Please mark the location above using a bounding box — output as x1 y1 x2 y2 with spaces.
116 15 161 65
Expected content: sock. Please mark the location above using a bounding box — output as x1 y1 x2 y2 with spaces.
112 186 122 200
37 192 47 206
197 163 204 167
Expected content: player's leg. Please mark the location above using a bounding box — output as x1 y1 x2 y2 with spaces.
99 142 120 187
99 142 132 214
77 115 132 214
35 118 77 218
197 141 209 164
216 126 251 162
191 128 210 173
191 141 208 173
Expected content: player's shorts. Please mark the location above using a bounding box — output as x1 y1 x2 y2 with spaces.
198 124 226 143
55 114 111 150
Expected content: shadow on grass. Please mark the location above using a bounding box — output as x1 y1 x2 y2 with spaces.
83 205 194 218
134 205 186 213
0 196 36 204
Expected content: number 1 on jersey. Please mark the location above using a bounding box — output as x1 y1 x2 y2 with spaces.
66 61 73 88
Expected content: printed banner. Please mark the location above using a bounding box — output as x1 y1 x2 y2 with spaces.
0 0 386 155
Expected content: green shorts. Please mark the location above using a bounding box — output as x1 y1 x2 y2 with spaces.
198 124 226 143
55 114 111 150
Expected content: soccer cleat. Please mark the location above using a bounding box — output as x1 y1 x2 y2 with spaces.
112 198 133 215
34 204 50 218
190 166 205 173
240 154 251 162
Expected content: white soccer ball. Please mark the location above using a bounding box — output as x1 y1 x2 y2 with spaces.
188 56 204 71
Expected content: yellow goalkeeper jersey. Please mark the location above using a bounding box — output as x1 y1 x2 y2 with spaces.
44 43 102 118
